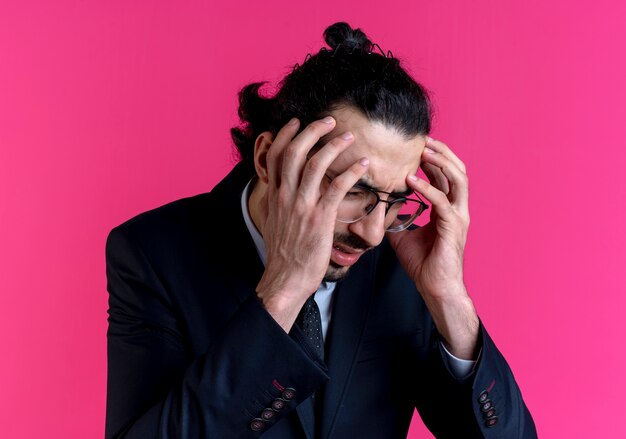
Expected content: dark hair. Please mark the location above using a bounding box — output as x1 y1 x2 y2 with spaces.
230 22 432 171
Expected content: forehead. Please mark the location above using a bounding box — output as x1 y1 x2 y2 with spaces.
320 106 426 192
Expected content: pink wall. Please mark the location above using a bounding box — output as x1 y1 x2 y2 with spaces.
1 1 625 437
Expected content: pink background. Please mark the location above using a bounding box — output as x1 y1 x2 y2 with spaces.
1 1 625 437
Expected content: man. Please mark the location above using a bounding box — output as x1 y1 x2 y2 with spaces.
105 23 537 438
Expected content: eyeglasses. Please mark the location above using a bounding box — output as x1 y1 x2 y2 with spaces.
323 174 429 232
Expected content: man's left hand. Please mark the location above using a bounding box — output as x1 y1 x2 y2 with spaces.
387 136 479 359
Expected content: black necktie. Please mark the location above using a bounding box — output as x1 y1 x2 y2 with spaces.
296 294 324 360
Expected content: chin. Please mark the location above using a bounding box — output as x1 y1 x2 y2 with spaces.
323 262 351 282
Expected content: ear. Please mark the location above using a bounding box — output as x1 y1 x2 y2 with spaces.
253 131 274 184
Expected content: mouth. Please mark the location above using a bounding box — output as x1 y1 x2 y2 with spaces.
330 242 365 267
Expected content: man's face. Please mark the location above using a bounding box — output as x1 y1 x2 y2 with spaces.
319 106 426 281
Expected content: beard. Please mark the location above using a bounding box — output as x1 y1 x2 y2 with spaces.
323 260 351 282
322 232 372 282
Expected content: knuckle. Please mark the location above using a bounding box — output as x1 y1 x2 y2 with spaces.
293 201 308 216
329 178 345 193
317 143 339 160
277 188 291 204
325 137 343 149
306 157 323 173
305 122 324 136
283 144 298 161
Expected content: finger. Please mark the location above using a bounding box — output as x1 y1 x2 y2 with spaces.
320 157 370 209
298 131 355 199
407 174 457 223
421 148 469 212
278 116 337 190
425 136 467 175
420 162 449 195
265 117 302 189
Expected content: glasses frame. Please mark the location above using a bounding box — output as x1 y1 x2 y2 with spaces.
324 173 429 232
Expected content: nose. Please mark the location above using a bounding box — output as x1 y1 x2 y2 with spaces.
347 202 387 248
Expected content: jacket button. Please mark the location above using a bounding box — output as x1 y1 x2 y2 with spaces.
478 390 489 403
485 416 498 427
483 408 496 418
480 400 493 412
261 408 275 420
271 398 286 411
282 388 296 401
250 418 265 431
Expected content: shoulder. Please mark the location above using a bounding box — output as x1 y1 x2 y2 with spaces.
108 192 216 248
113 192 213 234
105 162 253 268
104 188 241 279
110 158 254 231
108 161 254 245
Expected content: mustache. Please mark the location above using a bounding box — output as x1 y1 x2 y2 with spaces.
333 232 371 252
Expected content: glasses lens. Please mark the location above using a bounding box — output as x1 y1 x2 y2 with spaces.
387 198 423 231
337 188 377 222
333 178 428 231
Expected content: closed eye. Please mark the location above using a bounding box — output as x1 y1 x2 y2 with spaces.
345 190 369 200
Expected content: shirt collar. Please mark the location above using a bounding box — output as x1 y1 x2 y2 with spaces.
240 178 267 266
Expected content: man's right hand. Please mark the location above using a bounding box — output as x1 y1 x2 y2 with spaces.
254 116 369 332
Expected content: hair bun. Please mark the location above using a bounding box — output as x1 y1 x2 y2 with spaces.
324 22 373 52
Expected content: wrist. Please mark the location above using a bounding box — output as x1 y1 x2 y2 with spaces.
256 283 309 333
424 293 480 360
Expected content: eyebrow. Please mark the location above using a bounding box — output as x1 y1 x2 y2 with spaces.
355 177 414 198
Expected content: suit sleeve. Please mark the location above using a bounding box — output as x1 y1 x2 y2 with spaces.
105 226 328 439
413 320 538 438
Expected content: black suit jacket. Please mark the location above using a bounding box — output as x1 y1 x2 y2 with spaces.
105 161 537 438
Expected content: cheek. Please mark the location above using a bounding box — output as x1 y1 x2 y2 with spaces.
333 221 350 238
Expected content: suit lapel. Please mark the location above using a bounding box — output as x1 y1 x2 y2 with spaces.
205 162 265 305
318 251 378 439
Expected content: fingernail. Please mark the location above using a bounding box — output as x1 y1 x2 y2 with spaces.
426 135 435 142
341 131 353 140
408 175 418 181
425 147 436 154
359 157 369 166
288 117 298 125
322 116 335 124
